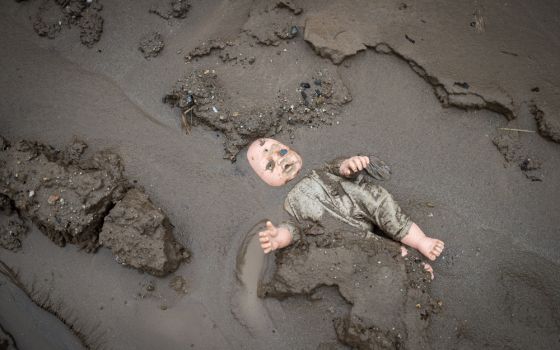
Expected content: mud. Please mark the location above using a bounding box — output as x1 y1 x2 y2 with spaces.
294 0 560 144
184 39 228 61
259 219 436 349
0 195 27 252
0 136 126 251
31 0 104 47
164 68 351 159
0 324 17 350
139 32 165 59
149 0 190 20
99 188 190 276
169 275 188 294
243 1 303 46
492 133 544 181
0 136 188 275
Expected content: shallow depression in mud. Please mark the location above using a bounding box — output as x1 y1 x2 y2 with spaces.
234 220 276 333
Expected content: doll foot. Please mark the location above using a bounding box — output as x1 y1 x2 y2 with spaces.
418 238 444 261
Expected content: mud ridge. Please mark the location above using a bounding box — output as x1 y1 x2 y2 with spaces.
0 260 97 349
0 321 18 350
0 136 190 276
366 43 516 120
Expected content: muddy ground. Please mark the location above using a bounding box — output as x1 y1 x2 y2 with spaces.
1 0 559 349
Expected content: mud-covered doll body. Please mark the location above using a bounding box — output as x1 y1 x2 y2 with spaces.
247 138 444 262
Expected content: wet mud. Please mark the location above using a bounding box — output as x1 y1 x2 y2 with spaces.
99 188 190 277
139 31 165 59
164 68 351 159
0 323 17 350
259 219 437 349
0 195 27 252
492 133 544 181
0 136 188 276
243 1 303 46
31 0 104 47
149 0 190 20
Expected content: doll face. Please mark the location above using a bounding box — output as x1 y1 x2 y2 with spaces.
247 138 303 186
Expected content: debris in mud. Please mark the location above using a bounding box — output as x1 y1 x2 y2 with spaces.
169 275 188 294
243 1 303 46
492 133 544 181
405 34 416 44
31 0 104 47
530 104 560 143
492 133 520 163
149 0 190 20
184 40 227 61
258 220 434 349
454 82 470 90
0 195 27 252
471 8 485 33
304 15 367 64
0 136 190 275
99 188 190 276
139 32 165 59
163 68 351 159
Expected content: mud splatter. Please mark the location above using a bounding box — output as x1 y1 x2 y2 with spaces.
31 0 104 47
139 32 165 59
169 275 188 294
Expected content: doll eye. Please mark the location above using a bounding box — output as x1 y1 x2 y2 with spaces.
266 160 275 171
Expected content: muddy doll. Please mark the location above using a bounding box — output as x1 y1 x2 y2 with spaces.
246 138 444 263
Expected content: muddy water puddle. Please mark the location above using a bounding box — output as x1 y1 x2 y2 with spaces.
233 220 276 334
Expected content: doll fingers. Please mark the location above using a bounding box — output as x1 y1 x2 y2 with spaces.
259 236 269 243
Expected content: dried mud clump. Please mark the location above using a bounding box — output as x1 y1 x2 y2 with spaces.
184 40 228 61
0 194 27 252
99 188 190 276
164 69 351 159
149 0 190 20
139 32 165 59
258 220 436 349
0 136 189 275
243 0 303 46
0 136 126 251
32 0 104 47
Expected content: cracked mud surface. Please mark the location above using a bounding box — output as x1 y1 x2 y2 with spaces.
1 0 559 349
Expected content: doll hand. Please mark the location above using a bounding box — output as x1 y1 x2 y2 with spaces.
339 156 370 177
258 221 292 254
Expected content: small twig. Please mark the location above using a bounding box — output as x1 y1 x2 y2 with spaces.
181 107 194 134
498 127 536 133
